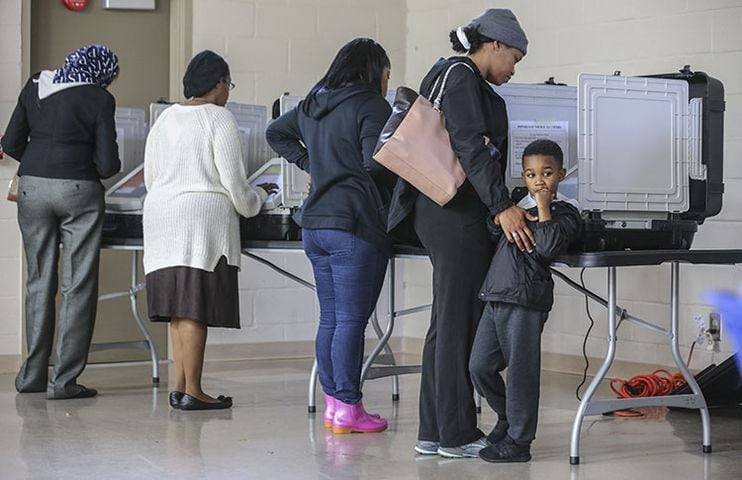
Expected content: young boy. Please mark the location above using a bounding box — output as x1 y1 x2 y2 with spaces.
470 139 582 463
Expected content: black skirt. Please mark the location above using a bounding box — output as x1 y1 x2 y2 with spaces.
146 256 240 328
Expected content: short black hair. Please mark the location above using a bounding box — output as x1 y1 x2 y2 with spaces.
522 139 564 168
449 25 496 54
183 50 230 99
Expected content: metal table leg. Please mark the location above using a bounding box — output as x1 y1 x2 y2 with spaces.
361 258 402 400
91 249 160 385
570 266 618 465
566 263 712 464
241 251 319 412
308 359 318 413
669 262 711 453
243 250 422 410
129 251 160 384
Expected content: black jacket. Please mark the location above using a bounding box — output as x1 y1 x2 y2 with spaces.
479 201 582 312
265 84 394 255
387 56 511 235
1 73 120 180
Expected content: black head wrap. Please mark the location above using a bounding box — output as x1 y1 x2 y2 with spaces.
183 50 230 99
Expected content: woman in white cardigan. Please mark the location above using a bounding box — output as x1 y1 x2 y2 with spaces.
143 51 275 411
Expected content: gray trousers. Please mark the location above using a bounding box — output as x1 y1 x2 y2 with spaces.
469 301 548 445
15 175 104 398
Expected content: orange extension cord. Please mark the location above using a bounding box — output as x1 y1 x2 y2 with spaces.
606 343 695 417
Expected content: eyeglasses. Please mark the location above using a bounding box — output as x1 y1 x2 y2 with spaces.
227 81 235 91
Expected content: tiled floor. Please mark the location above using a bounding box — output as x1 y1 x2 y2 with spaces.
1 358 740 480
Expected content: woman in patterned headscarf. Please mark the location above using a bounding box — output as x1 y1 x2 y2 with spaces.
1 44 121 400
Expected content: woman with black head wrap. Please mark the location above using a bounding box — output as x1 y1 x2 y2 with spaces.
1 44 121 400
143 50 275 410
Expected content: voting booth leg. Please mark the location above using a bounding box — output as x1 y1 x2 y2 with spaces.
670 262 712 454
570 267 619 465
130 250 160 385
387 258 400 401
93 249 160 386
360 258 401 401
308 359 318 413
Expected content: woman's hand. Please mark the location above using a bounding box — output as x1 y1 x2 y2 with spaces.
258 182 279 195
494 205 538 252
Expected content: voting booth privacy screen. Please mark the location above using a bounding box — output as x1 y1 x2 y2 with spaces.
103 66 724 251
493 66 724 251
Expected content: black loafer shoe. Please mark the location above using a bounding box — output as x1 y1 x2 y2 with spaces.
169 391 184 409
179 393 232 411
48 385 98 400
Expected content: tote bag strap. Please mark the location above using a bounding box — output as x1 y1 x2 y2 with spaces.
429 62 475 112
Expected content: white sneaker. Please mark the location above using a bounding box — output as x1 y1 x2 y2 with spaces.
437 437 489 458
414 440 440 455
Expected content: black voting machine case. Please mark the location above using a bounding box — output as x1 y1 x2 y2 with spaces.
576 67 725 251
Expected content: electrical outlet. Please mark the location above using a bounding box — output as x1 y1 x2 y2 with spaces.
709 312 721 342
694 315 706 345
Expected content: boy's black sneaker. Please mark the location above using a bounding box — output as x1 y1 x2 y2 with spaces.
486 419 509 444
478 435 531 463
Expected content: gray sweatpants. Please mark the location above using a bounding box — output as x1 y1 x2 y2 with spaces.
469 301 548 445
15 175 104 398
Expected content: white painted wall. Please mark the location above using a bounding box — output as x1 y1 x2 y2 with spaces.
0 1 24 359
400 0 742 370
191 0 408 347
3 1 742 372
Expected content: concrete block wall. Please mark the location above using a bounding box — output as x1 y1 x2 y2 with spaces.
400 0 742 370
191 0 406 108
3 0 742 370
0 1 24 360
191 0 408 348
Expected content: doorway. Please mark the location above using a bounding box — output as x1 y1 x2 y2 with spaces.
29 0 171 363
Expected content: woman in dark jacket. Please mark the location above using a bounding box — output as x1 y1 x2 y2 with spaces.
386 9 535 457
266 38 394 434
1 44 120 400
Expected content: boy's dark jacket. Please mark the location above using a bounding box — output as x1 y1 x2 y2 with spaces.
479 200 582 312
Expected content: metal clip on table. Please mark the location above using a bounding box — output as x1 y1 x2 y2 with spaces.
552 249 742 464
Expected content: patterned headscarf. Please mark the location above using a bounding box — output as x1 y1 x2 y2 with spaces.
53 44 120 88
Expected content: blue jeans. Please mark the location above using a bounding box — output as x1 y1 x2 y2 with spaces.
303 228 388 404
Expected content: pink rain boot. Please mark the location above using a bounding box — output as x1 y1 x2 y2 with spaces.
323 395 337 428
332 400 388 434
324 394 381 428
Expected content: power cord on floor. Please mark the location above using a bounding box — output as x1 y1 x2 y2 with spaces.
574 269 695 406
609 343 694 399
576 268 594 401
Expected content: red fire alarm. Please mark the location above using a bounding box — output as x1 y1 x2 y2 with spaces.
63 0 89 11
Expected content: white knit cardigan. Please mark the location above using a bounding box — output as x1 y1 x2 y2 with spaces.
142 103 266 274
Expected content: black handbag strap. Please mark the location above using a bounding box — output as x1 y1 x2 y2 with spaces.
429 62 475 111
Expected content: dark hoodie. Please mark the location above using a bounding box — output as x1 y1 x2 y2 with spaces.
265 84 394 255
387 56 512 237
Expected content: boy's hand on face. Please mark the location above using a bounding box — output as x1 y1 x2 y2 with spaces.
534 188 553 222
534 187 552 207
